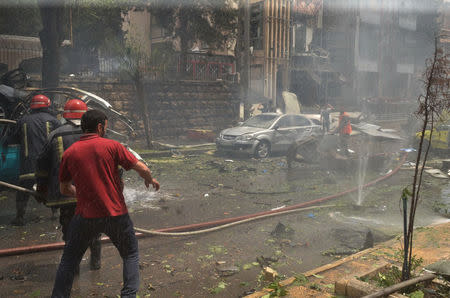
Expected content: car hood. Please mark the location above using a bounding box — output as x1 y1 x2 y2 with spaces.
221 126 267 136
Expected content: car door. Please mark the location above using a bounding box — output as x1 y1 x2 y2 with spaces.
272 115 298 152
290 115 314 142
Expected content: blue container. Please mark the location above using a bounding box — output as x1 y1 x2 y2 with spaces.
0 123 20 184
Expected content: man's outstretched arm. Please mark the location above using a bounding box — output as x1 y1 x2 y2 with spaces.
131 161 160 191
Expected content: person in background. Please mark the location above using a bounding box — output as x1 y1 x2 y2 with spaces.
320 104 332 133
52 109 160 298
36 99 101 272
335 108 352 155
9 94 60 226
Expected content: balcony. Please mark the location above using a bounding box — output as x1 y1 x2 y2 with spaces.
290 50 330 72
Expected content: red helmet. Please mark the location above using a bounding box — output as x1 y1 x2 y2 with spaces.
63 99 88 119
30 94 51 109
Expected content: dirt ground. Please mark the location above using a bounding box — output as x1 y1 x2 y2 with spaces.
0 148 448 297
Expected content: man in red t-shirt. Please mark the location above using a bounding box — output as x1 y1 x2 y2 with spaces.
51 110 160 298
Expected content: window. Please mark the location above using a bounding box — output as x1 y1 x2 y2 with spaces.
294 24 306 53
276 116 292 128
151 14 170 39
291 116 310 126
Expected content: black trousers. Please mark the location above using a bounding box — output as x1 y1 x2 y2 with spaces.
15 179 34 218
52 213 139 298
60 204 101 264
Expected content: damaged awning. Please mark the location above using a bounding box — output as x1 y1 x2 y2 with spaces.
353 123 404 140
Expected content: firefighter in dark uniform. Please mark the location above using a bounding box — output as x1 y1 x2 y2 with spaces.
36 99 101 271
10 94 61 226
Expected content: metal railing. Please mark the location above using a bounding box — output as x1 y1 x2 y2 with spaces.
0 44 236 82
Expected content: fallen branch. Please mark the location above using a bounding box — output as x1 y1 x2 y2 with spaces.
362 273 436 298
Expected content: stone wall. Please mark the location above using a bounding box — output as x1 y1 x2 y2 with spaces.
146 81 240 138
30 76 240 139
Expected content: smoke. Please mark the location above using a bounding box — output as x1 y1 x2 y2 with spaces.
0 0 138 8
325 0 444 14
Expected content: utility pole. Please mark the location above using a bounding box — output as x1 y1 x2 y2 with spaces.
240 0 250 120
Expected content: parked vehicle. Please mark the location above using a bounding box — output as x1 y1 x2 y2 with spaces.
216 113 322 158
416 122 450 151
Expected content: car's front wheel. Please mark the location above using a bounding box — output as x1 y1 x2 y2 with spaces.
254 140 271 158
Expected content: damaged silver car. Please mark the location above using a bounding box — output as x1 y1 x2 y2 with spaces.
216 113 321 158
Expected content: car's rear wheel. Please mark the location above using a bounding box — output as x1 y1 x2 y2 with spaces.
254 140 270 158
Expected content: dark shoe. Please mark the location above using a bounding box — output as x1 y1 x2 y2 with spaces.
51 207 58 220
10 216 24 226
90 259 101 270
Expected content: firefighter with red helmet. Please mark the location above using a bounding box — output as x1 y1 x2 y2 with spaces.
9 94 61 226
36 99 101 271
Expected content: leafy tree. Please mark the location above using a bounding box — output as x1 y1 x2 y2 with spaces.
149 0 238 78
68 0 127 52
0 0 42 37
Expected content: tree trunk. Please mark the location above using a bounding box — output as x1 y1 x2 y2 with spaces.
38 3 64 88
177 9 190 80
136 77 152 149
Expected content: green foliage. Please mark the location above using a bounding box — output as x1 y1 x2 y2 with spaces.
291 273 309 286
69 0 128 51
401 187 412 199
0 0 127 52
408 290 424 298
394 249 423 274
374 267 402 288
149 0 238 52
151 42 176 70
266 279 288 297
372 253 422 288
309 283 321 290
0 0 41 36
28 289 41 297
209 281 227 294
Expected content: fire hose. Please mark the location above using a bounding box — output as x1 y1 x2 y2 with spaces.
0 153 407 257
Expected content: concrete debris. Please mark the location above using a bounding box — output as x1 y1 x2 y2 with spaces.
335 277 379 297
270 205 286 211
263 266 279 282
270 222 295 239
425 169 449 179
282 91 301 114
216 265 240 277
424 259 450 280
256 256 278 267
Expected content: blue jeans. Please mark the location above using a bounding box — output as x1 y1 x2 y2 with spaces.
51 213 139 298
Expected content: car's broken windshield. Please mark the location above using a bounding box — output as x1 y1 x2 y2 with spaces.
242 114 278 129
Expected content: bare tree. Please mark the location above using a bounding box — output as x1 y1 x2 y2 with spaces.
114 36 153 149
401 37 449 280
